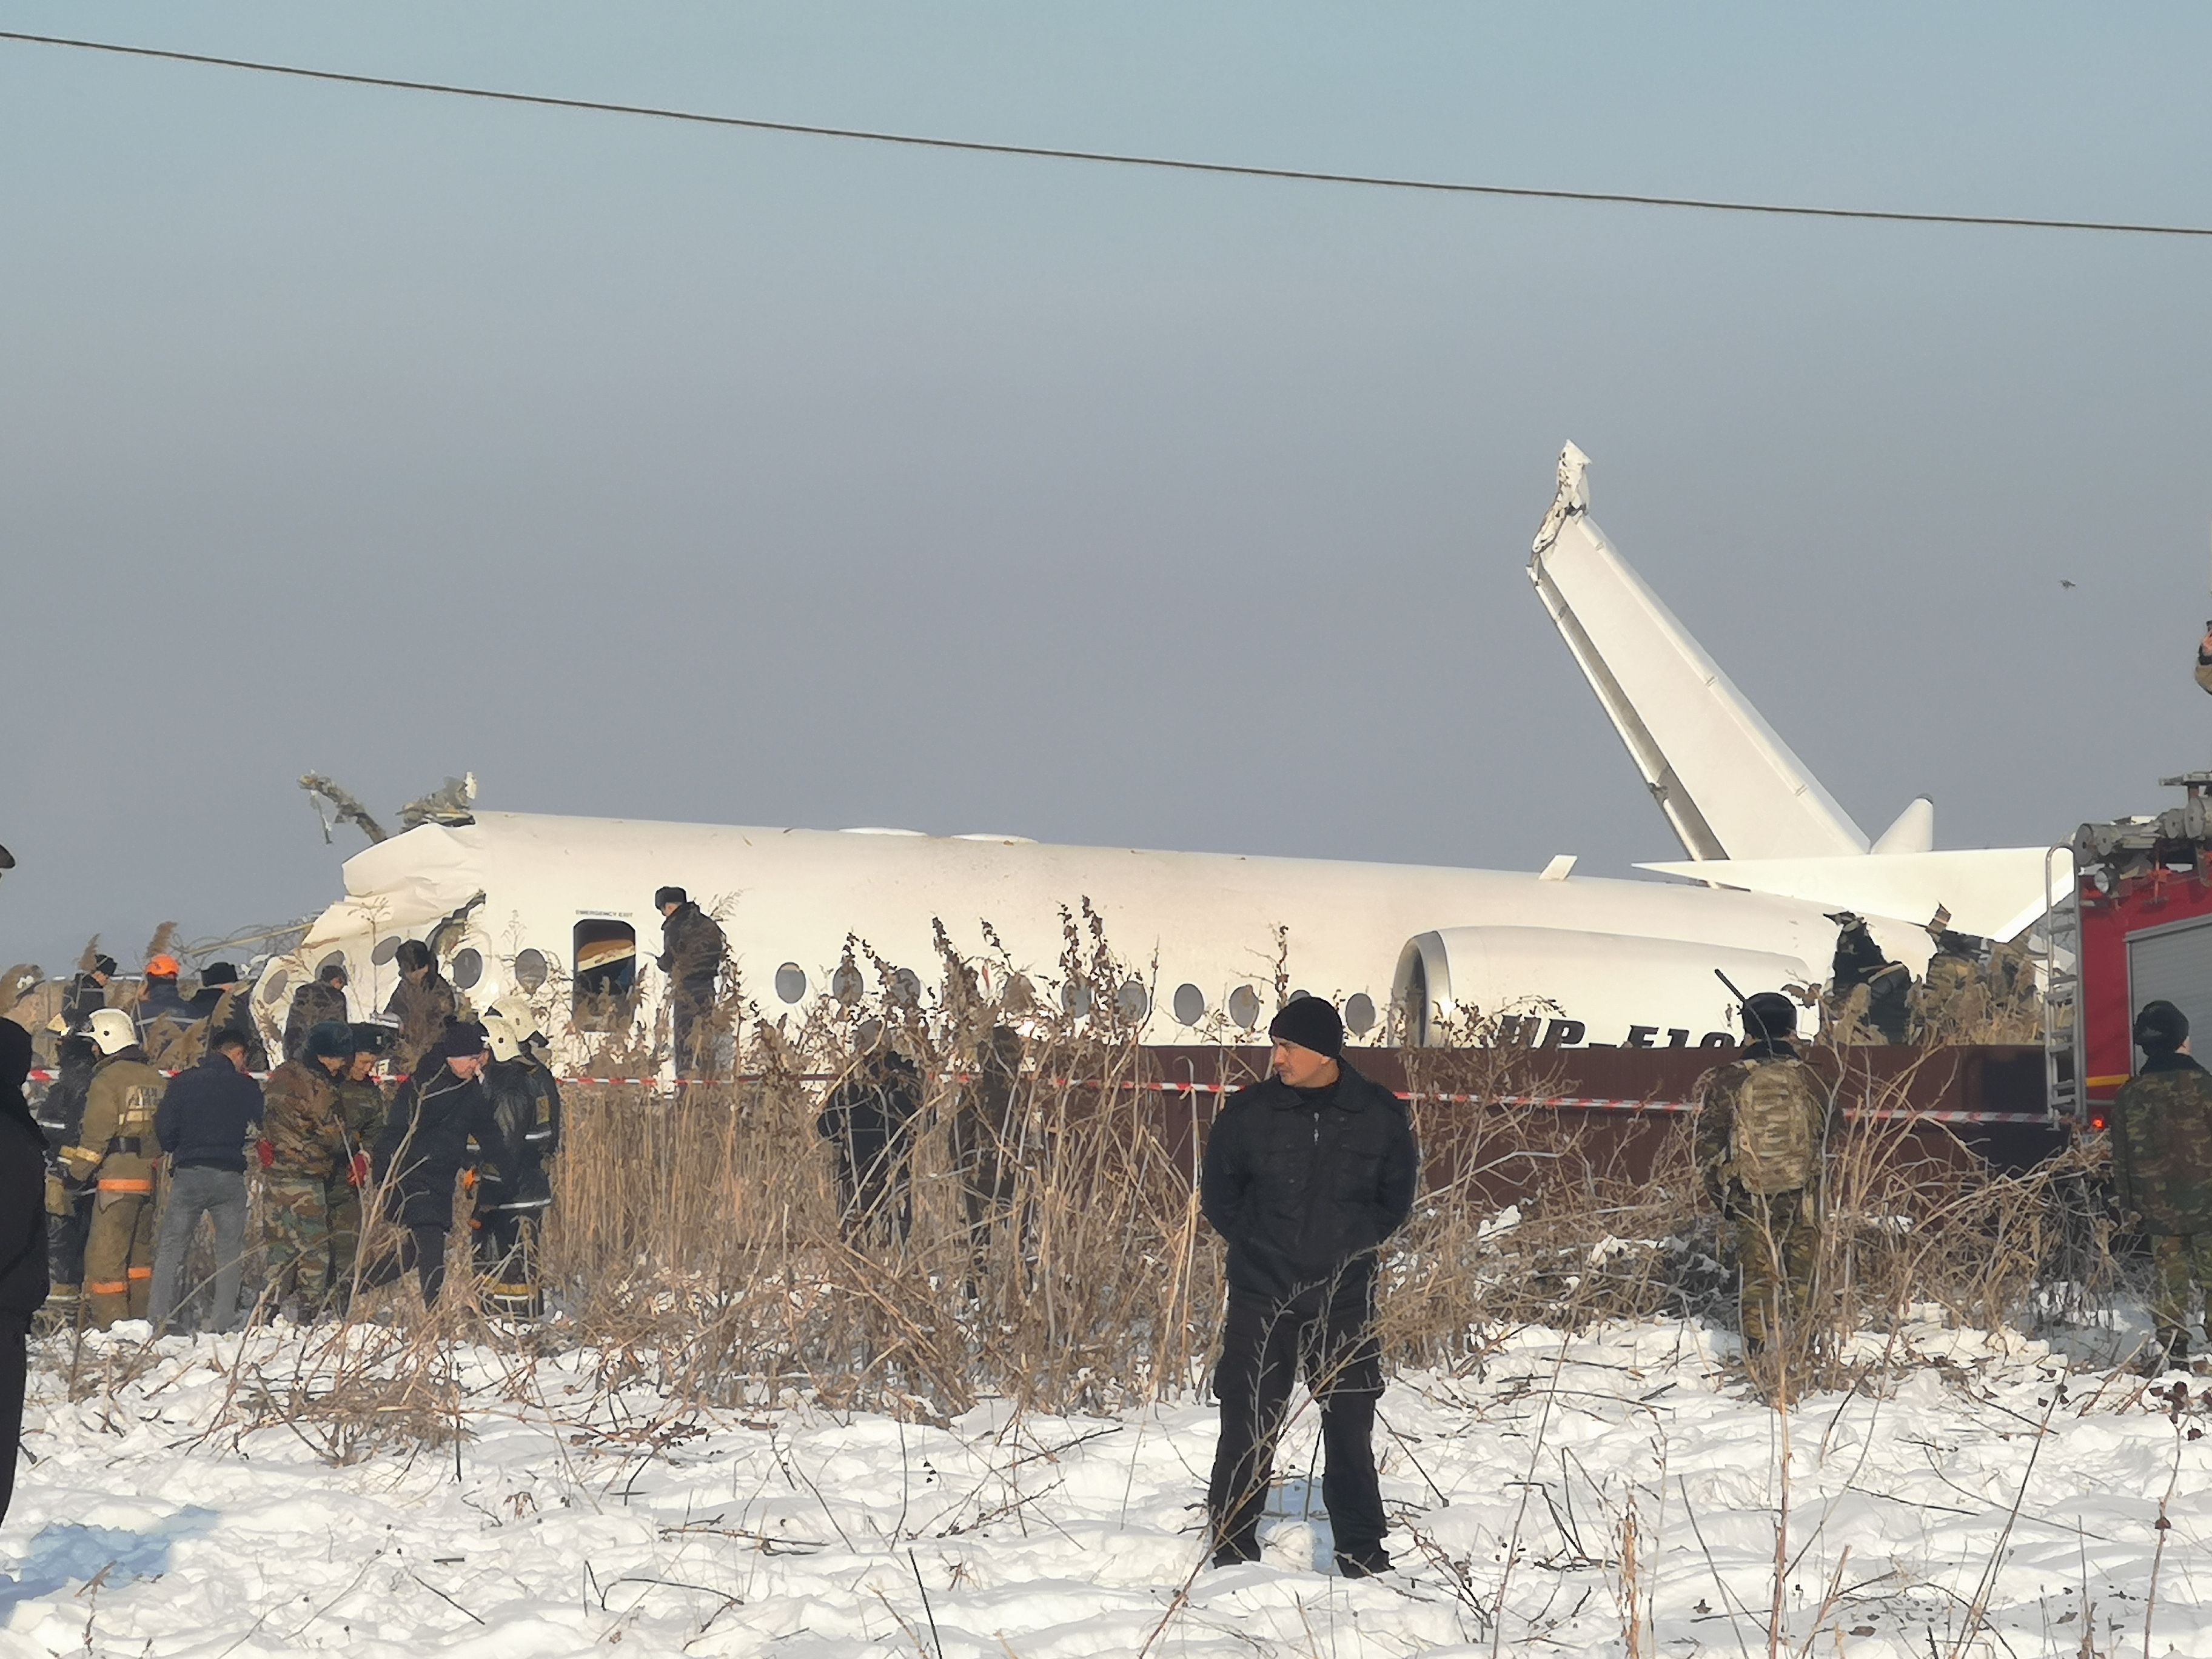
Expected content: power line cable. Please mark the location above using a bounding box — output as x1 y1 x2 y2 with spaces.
4 28 2210 241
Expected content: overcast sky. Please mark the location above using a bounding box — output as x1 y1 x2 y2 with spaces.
2 3 2208 974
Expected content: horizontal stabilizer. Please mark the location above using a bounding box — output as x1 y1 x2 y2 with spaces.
1635 846 2069 942
1871 797 1936 854
1529 445 1869 863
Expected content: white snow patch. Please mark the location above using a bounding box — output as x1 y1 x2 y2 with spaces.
1 1319 2207 1656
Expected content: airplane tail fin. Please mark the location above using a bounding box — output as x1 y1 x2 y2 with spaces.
1527 444 1870 863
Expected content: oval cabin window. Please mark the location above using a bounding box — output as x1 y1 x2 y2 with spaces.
1344 993 1376 1036
1173 984 1206 1025
512 948 549 993
451 947 484 991
1227 985 1261 1029
1116 979 1149 1020
775 963 807 1004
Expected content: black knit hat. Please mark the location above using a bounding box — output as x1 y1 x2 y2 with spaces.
394 940 432 973
1742 991 1799 1042
437 1021 490 1060
201 961 241 986
1268 996 1344 1059
655 886 688 909
304 1020 355 1062
2135 999 2189 1054
92 954 118 977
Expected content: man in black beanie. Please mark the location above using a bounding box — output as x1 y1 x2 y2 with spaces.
1199 996 1418 1577
2111 999 2212 1373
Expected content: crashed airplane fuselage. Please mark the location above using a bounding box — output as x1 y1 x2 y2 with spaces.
258 447 2062 1064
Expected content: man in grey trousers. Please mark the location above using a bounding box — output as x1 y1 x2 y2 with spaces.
150 1030 263 1334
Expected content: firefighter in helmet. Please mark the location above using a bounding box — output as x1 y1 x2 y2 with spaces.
473 1009 559 1316
61 1010 166 1329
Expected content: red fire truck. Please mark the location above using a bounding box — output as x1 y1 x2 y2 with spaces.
2057 771 2212 1130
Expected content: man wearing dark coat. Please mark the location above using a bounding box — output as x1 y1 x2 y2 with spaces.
816 1031 923 1242
1199 997 1418 1578
1 1018 49 1524
366 1023 506 1307
654 887 725 1078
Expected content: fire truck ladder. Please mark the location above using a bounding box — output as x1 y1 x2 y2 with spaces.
2041 842 2080 1125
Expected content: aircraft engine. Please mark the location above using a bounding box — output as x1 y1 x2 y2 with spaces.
1393 926 1815 1050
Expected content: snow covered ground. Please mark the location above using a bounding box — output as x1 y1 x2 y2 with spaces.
5 1316 2210 1657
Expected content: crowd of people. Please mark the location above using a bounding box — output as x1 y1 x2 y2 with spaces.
21 954 560 1338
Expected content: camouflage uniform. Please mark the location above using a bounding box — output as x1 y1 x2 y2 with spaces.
2109 1053 2212 1355
1911 938 1989 1045
260 1058 347 1305
1694 1046 1834 1355
64 1048 166 1328
327 1073 389 1289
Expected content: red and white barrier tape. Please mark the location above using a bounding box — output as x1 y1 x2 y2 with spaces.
22 1068 2054 1125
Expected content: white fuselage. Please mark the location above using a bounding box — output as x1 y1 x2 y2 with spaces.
258 811 1893 1063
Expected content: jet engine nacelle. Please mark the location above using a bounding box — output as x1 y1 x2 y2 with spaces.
1393 926 1815 1049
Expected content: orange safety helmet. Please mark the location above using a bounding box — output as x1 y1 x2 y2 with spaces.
144 954 181 977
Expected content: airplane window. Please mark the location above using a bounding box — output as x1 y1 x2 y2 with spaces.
450 947 484 991
513 948 549 993
1228 985 1261 1029
1173 984 1205 1025
371 937 401 966
890 968 922 1008
260 968 290 1005
1291 989 1310 1005
318 950 347 976
775 963 807 1004
1116 979 1149 1020
1062 981 1091 1017
572 920 638 1031
1344 993 1376 1036
830 965 865 1005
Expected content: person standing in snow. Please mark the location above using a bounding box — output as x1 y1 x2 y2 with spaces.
61 1010 166 1329
1694 991 1835 1394
1 1018 49 1525
259 1021 352 1320
366 1023 506 1309
654 887 725 1078
2109 1000 2212 1374
1199 997 1418 1578
816 1027 923 1244
148 1030 262 1334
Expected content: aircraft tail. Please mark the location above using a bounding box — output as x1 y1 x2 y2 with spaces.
1527 444 1870 863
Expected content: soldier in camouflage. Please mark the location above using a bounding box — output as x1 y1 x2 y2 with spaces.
2108 1000 2212 1373
1910 908 1991 1045
1694 991 1836 1396
326 1025 390 1300
257 1019 352 1318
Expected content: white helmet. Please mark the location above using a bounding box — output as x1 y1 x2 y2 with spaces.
486 1020 524 1064
85 1008 137 1056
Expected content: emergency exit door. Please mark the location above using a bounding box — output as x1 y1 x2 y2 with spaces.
2126 915 2212 1073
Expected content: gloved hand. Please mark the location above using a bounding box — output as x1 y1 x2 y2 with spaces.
347 1151 371 1188
45 1171 68 1217
256 1138 275 1170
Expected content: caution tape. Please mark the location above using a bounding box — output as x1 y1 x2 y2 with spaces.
22 1068 2054 1125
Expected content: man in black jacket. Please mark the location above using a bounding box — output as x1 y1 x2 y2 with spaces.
1 1017 49 1524
816 1031 923 1243
1199 997 1418 1578
366 1023 504 1307
654 887 724 1078
187 962 268 1071
149 1031 263 1334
